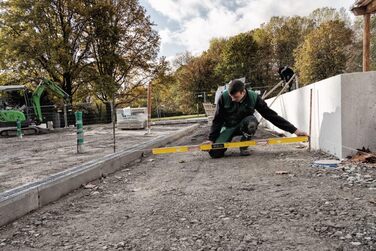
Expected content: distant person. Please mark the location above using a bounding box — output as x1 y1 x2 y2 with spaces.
272 64 296 92
204 79 308 158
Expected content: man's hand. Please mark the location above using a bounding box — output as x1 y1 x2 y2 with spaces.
201 140 213 152
294 129 308 136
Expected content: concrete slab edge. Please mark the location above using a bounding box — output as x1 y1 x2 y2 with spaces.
152 117 208 126
0 124 200 227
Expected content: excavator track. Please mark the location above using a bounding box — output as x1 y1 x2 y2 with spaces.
0 126 41 137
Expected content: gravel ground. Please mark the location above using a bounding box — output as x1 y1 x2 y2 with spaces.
0 125 375 250
0 124 186 193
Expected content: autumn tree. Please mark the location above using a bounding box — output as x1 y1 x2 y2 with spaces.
0 0 93 98
173 52 219 113
294 20 353 84
87 0 160 106
215 32 258 83
262 16 314 68
309 7 351 28
251 28 274 89
150 64 180 117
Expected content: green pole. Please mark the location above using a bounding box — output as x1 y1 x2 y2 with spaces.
16 119 22 138
75 111 84 153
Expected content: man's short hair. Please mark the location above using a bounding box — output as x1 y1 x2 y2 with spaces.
228 79 245 95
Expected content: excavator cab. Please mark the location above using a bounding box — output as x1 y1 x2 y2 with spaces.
0 85 28 124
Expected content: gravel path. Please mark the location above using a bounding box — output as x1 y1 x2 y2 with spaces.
0 126 375 250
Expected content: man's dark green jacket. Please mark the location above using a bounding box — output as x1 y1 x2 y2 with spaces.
208 90 297 142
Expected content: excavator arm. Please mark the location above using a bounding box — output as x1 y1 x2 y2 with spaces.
32 79 70 123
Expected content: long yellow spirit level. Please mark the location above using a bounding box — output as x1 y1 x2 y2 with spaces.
152 136 309 155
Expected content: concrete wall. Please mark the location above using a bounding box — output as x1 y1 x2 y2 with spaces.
341 73 376 156
259 72 376 159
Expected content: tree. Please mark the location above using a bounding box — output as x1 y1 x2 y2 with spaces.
207 38 227 60
263 16 314 67
251 28 274 89
87 0 160 106
309 7 351 28
294 20 353 84
205 38 227 83
215 32 258 83
0 0 93 99
150 65 180 117
174 52 220 113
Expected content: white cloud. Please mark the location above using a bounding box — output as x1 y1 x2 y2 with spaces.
177 7 239 54
146 0 216 21
158 28 175 48
145 0 355 57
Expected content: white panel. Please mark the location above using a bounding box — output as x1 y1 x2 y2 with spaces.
259 75 342 158
341 72 376 158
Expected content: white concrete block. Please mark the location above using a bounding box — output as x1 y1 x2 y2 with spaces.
260 72 376 159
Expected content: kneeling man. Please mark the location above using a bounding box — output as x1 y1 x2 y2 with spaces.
206 80 307 158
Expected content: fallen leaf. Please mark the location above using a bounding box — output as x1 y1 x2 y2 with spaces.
347 148 376 164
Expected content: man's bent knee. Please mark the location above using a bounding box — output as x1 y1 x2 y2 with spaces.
241 116 259 136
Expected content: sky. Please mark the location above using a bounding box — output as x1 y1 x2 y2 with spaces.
139 0 355 60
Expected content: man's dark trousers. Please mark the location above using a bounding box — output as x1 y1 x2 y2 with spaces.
209 115 258 158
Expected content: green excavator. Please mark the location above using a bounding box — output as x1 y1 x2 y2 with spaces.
0 79 70 136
